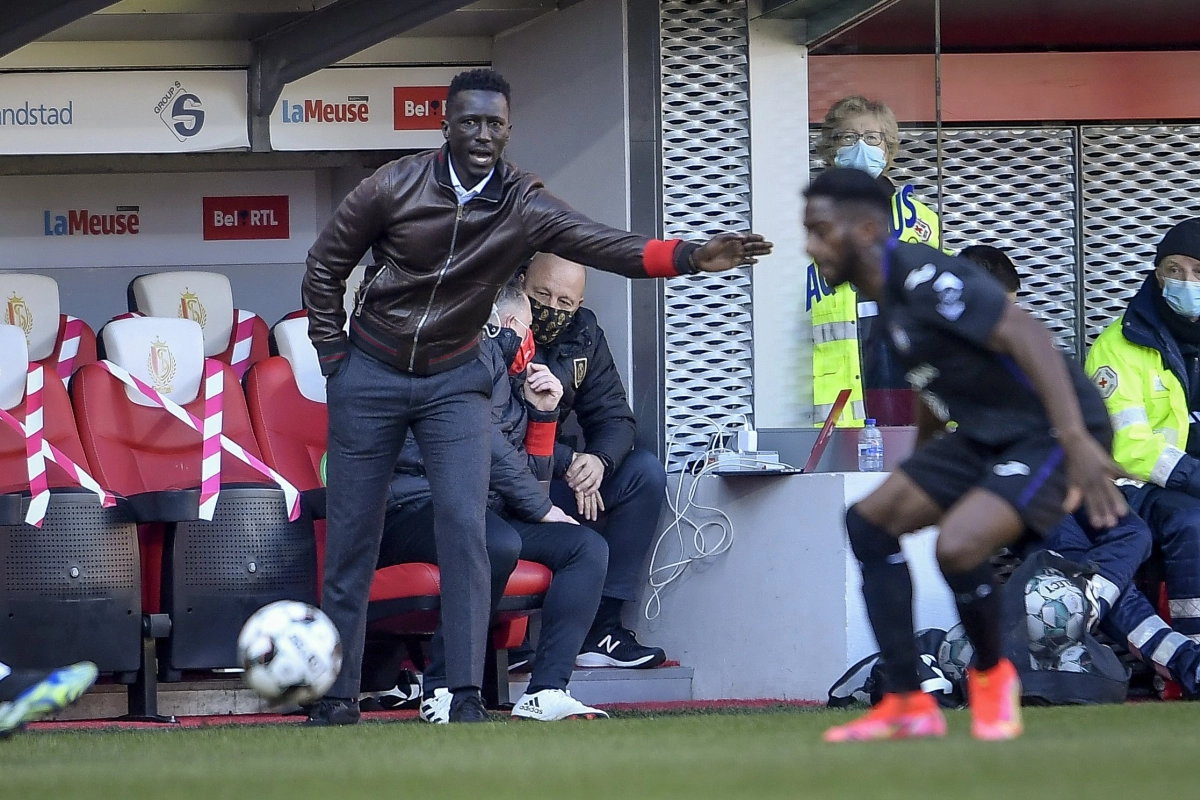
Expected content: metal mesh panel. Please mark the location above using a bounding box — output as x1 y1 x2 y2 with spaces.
179 493 313 592
661 0 752 470
3 501 137 598
811 128 1079 354
1081 126 1200 345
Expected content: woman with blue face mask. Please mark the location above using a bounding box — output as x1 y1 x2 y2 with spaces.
808 96 942 430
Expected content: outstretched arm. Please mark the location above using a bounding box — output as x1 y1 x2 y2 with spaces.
519 182 772 279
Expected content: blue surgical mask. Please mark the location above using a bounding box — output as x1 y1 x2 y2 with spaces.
834 141 887 178
1163 278 1200 319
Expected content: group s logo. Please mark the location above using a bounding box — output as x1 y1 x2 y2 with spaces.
155 81 205 142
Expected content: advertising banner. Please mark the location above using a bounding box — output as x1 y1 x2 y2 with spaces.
0 172 318 268
0 71 249 155
269 66 463 151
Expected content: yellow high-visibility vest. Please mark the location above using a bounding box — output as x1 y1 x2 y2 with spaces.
1086 315 1191 485
808 185 941 427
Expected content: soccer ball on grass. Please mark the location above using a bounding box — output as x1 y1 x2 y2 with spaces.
237 600 342 706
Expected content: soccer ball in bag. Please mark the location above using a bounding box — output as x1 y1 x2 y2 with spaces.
237 601 342 706
937 623 975 684
1055 643 1093 674
1025 569 1087 658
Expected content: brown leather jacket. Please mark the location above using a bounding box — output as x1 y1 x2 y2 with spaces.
303 146 698 376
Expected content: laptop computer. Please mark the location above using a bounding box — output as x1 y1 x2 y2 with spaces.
711 389 851 476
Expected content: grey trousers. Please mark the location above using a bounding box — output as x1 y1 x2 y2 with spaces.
322 343 493 697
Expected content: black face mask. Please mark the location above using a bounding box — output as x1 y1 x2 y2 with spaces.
528 295 575 345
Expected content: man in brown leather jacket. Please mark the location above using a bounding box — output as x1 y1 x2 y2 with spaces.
302 68 771 724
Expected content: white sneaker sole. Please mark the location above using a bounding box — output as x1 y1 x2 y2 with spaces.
575 652 660 669
511 708 608 722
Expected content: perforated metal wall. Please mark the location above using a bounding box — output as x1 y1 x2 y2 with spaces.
661 0 753 470
810 128 1080 354
180 494 314 592
2 503 137 598
1081 126 1200 345
894 128 1079 354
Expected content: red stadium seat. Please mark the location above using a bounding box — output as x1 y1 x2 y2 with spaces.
246 316 551 703
0 324 140 679
72 317 316 690
0 272 97 379
127 271 269 379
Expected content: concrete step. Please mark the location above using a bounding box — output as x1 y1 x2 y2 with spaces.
509 665 693 706
50 665 694 721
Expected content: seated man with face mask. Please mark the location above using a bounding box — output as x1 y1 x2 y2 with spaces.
520 253 669 670
965 245 1200 694
380 282 610 722
1086 219 1200 678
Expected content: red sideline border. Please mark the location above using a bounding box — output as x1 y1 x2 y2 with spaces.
25 699 823 733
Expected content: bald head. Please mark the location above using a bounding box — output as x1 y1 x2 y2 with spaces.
524 253 586 313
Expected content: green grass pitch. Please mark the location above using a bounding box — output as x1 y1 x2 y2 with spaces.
1 703 1195 800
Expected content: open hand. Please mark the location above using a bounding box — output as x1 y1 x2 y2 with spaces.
575 489 605 522
1061 434 1130 529
523 363 563 412
566 452 604 495
692 233 774 273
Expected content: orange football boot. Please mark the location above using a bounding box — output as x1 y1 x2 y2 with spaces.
823 691 947 743
968 658 1023 741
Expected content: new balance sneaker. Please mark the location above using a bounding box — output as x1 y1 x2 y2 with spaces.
823 691 947 743
303 696 361 727
448 691 489 723
968 658 1023 741
419 688 451 724
0 662 99 738
511 689 608 721
576 627 666 669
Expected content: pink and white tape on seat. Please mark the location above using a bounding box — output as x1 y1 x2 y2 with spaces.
0 365 115 528
55 316 85 380
228 309 259 379
95 358 300 522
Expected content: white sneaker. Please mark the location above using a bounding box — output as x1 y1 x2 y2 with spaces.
419 688 451 724
511 689 608 721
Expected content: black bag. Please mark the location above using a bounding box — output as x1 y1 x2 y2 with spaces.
827 628 958 708
1001 549 1129 705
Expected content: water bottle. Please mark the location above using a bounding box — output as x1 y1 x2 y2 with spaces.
858 419 884 472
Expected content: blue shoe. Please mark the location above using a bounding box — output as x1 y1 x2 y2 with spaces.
0 662 99 737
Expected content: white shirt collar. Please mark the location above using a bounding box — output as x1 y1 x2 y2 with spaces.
448 159 494 204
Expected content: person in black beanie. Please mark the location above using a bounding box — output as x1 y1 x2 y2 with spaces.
1086 217 1200 649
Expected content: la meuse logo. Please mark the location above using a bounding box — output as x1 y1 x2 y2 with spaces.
280 96 369 124
44 206 140 236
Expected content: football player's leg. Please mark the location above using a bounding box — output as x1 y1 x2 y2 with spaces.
937 489 1027 741
826 472 949 743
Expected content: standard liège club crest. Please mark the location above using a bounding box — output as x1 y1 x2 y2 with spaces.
179 289 207 329
5 292 33 342
147 338 177 394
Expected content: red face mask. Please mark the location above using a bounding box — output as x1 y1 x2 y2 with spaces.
499 317 537 375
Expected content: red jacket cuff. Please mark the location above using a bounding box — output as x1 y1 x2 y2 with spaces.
525 421 557 457
643 239 682 278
